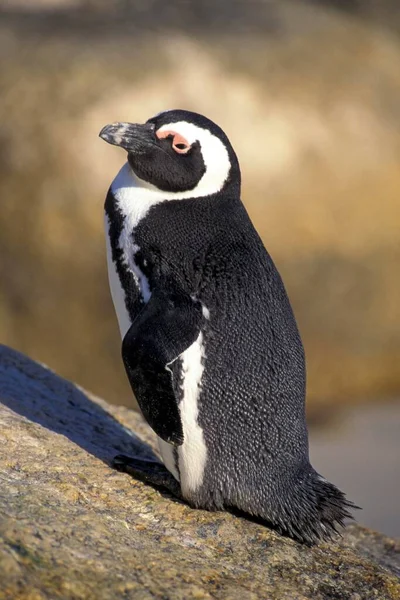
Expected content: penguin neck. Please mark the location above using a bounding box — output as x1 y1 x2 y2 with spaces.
110 161 240 224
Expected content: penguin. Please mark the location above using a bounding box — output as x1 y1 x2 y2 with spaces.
99 109 355 544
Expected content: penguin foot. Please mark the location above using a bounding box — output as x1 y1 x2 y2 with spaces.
112 454 183 499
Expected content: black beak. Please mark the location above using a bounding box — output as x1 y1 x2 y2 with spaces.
99 122 155 153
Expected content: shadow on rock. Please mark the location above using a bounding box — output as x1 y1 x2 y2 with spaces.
0 344 157 464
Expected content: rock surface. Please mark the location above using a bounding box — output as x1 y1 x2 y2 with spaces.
1 2 400 414
0 344 399 600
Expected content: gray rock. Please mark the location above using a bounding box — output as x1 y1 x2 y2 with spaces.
0 344 399 599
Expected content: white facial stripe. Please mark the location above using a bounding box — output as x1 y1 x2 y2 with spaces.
157 121 231 198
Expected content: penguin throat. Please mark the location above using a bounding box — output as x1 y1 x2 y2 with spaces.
111 153 234 208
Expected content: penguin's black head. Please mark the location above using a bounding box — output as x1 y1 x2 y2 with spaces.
99 109 240 198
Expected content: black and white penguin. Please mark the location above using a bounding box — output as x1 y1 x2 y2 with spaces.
99 109 355 544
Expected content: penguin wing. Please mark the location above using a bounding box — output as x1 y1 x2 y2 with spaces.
121 289 203 445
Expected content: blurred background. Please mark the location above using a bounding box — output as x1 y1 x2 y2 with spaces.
0 0 399 536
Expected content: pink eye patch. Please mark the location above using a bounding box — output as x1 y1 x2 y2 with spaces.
156 129 191 154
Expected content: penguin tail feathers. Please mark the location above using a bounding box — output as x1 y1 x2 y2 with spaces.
278 469 359 545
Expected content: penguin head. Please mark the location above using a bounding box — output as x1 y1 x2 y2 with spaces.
99 109 240 198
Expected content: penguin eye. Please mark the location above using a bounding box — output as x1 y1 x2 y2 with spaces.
156 129 191 154
172 137 191 154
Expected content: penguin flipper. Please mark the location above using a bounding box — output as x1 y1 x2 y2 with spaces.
122 289 203 445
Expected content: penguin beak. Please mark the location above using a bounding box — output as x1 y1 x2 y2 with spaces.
99 122 155 154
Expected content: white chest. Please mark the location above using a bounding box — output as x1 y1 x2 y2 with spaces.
104 163 156 337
